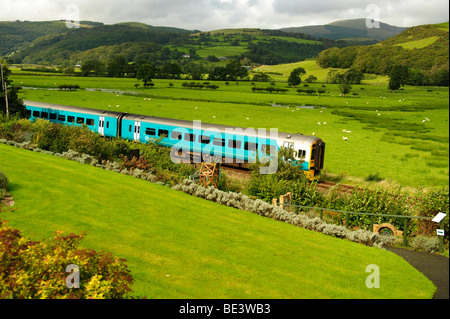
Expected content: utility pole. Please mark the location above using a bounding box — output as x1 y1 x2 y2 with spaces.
0 64 9 119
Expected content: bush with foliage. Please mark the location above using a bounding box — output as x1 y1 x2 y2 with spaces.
0 171 8 190
0 219 134 299
411 236 441 253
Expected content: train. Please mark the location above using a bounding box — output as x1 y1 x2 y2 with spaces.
24 100 325 179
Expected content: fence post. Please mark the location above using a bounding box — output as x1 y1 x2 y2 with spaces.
403 218 409 247
370 215 374 232
439 219 445 252
272 198 277 207
280 195 285 210
345 213 349 229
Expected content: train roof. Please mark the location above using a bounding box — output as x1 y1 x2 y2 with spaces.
24 100 125 118
25 100 321 144
123 113 320 144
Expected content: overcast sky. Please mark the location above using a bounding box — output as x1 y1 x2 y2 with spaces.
1 0 448 31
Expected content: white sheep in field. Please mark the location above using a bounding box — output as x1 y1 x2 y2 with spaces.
343 137 348 141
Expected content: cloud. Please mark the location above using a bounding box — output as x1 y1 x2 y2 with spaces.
0 0 448 30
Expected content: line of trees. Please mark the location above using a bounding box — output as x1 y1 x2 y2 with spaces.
80 56 249 87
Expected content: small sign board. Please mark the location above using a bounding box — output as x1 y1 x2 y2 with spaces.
437 229 445 236
432 212 447 223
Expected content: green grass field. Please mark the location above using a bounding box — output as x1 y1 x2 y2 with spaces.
0 143 436 298
394 36 440 50
11 61 449 188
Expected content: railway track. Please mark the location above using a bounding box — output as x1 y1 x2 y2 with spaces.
316 181 355 193
219 165 356 193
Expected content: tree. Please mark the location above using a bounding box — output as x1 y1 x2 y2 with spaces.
0 61 26 118
160 62 182 79
107 55 128 78
225 59 248 81
288 67 306 87
339 82 352 96
388 65 409 91
344 68 364 84
81 59 105 77
305 75 317 83
208 66 228 81
136 62 155 88
183 62 207 80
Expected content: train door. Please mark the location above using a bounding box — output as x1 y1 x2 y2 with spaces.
283 141 293 162
133 121 141 141
99 116 105 136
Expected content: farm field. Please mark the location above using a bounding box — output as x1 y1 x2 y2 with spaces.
0 143 436 298
11 61 449 188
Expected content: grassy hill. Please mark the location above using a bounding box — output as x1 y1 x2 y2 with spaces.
280 19 406 42
316 22 449 77
0 20 102 56
0 143 436 298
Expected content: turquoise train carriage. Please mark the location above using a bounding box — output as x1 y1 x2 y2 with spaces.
25 100 124 138
24 100 325 180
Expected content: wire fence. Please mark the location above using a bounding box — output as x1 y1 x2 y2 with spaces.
276 201 446 251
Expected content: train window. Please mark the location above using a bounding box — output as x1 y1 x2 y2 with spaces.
159 129 169 138
184 133 195 142
199 135 211 144
58 115 66 121
33 111 40 117
229 139 242 149
49 113 57 120
297 150 306 159
67 116 75 123
26 110 32 118
41 112 48 119
86 118 94 126
106 121 109 129
261 144 276 155
145 128 156 136
244 142 258 151
213 138 225 147
77 117 85 124
171 131 183 140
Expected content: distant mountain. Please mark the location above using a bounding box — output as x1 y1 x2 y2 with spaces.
1 20 344 66
280 18 407 42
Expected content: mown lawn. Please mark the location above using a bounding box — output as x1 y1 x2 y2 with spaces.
0 143 436 298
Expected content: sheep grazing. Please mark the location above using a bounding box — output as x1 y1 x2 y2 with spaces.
343 137 348 141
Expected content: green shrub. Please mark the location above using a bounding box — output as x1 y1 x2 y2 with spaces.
365 172 384 182
411 236 440 253
0 171 8 190
0 220 134 299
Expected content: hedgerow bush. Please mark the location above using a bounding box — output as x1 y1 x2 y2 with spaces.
0 219 134 299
